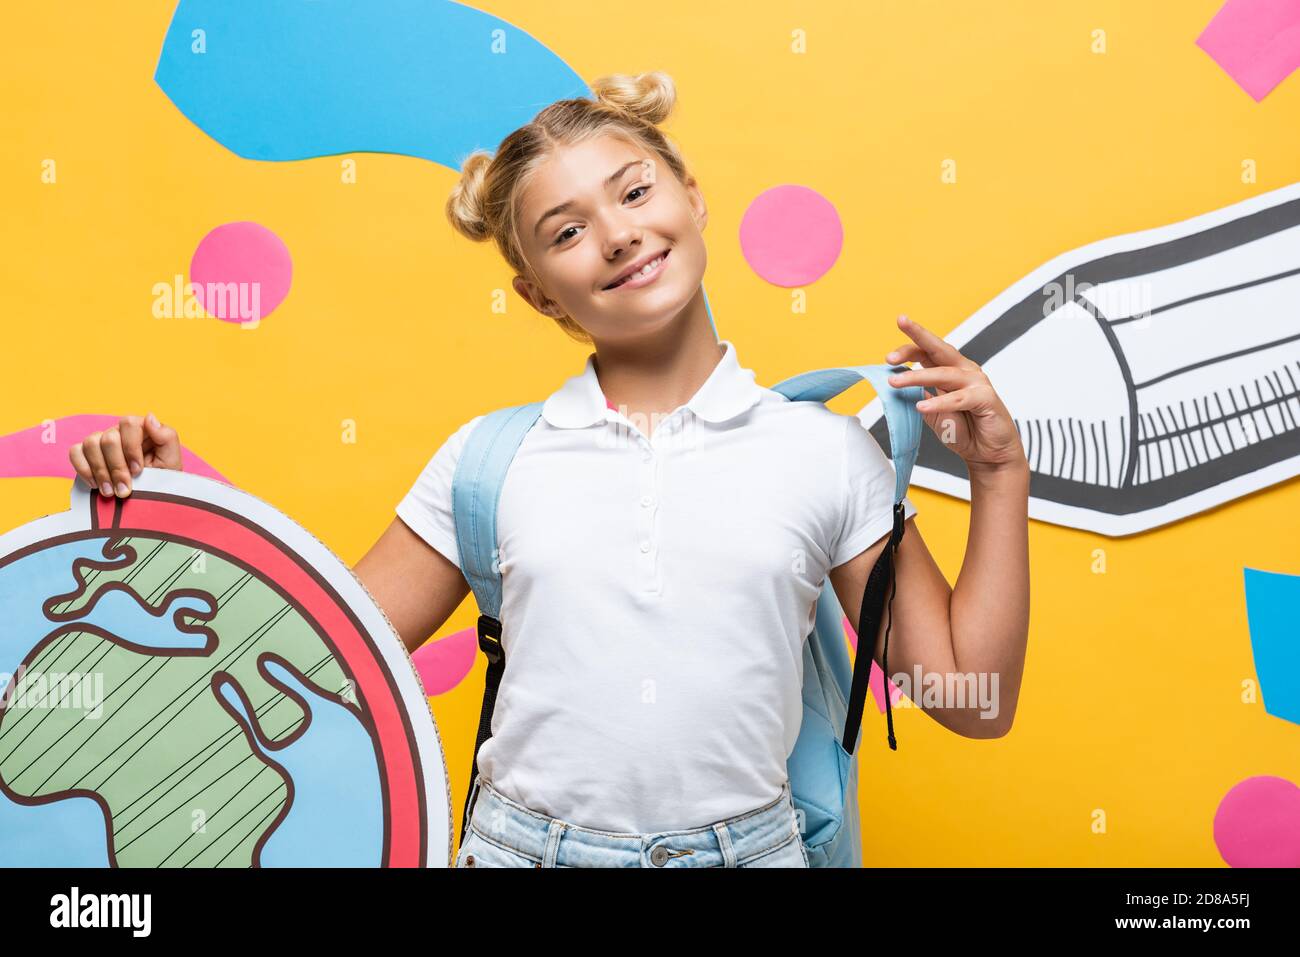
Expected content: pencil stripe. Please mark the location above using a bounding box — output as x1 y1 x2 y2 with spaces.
1107 264 1300 325
1133 329 1300 391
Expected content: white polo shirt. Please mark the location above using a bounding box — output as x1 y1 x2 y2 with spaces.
396 339 917 833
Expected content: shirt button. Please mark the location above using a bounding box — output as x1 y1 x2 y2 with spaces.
639 541 651 553
650 845 669 867
640 495 653 508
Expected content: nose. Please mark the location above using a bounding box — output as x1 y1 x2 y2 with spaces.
600 213 642 261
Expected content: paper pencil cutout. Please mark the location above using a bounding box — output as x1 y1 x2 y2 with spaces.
860 182 1300 537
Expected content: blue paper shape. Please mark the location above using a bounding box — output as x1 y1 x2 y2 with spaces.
154 0 589 169
1243 567 1300 727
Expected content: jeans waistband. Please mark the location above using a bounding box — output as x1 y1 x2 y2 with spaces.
463 775 803 868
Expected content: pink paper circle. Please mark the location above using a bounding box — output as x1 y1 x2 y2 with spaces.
410 625 478 696
1213 775 1300 867
843 614 903 712
739 185 844 286
190 221 293 323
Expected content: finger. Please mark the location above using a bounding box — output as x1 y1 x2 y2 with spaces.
884 343 926 365
81 434 114 497
143 413 183 470
896 315 976 371
915 384 993 414
888 365 983 392
890 318 949 370
98 428 134 497
118 416 145 476
68 443 96 490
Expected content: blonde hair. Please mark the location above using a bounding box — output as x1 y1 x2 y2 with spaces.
445 71 692 344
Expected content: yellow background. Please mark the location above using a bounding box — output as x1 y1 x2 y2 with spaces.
2 0 1298 865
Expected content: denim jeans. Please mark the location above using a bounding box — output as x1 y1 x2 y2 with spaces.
456 774 810 868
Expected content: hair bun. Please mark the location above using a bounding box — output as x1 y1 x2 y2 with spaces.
590 71 676 126
445 149 494 242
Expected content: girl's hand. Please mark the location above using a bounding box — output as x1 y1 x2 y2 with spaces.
68 413 184 498
885 315 1027 475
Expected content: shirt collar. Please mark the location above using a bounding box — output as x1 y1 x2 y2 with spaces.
541 339 764 429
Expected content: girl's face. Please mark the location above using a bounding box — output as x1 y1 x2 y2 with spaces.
512 134 708 345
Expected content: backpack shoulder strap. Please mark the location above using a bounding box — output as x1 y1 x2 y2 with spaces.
449 402 544 846
769 364 923 499
770 364 924 752
451 403 545 620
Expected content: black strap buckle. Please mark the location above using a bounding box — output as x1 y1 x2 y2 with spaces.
477 614 503 665
890 500 906 547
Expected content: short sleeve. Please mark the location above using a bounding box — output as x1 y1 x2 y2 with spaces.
395 414 486 573
828 414 918 570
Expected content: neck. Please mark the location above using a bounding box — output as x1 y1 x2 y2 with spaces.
589 287 724 418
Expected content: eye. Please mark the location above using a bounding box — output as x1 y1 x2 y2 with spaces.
551 185 653 247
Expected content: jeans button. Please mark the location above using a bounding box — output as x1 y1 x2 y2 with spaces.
650 845 669 867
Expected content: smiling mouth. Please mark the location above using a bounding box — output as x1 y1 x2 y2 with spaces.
603 249 670 290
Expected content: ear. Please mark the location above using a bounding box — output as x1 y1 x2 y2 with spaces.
512 275 562 317
684 176 708 231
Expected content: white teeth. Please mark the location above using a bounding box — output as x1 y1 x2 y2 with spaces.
611 255 664 287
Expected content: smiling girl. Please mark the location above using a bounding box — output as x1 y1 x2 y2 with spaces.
69 71 1030 869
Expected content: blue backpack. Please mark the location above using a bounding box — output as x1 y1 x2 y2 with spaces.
451 363 923 867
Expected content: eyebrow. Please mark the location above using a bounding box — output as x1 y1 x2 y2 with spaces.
532 160 644 237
